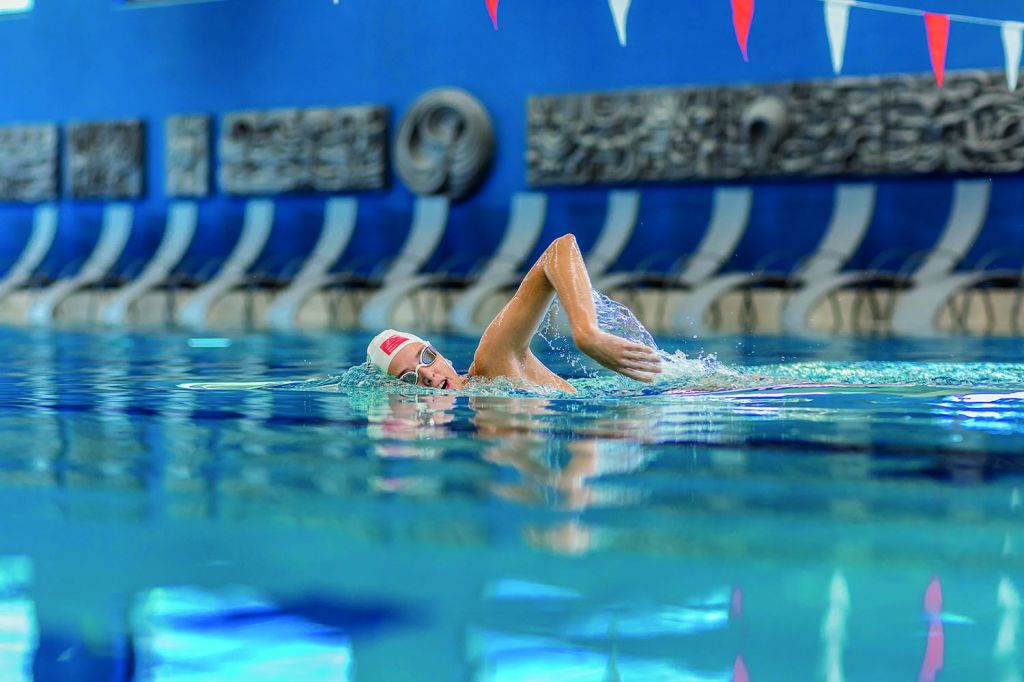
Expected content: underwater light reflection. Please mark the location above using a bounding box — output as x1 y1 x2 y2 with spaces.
134 587 352 681
473 579 734 681
0 557 35 682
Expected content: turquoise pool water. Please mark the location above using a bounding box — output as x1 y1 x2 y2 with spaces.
0 327 1022 680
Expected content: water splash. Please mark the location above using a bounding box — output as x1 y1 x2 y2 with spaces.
189 290 791 397
592 290 658 349
758 361 1024 389
534 289 767 394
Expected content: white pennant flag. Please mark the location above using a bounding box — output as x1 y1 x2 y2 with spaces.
1002 22 1024 91
608 0 631 47
824 0 851 75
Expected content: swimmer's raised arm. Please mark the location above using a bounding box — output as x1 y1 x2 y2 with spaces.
472 234 661 383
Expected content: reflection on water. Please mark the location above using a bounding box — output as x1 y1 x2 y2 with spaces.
995 577 1021 682
0 557 35 682
821 571 849 682
134 587 352 681
0 329 1021 678
919 577 944 682
471 579 733 681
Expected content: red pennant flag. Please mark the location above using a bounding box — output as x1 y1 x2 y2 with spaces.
924 12 950 87
486 0 499 30
731 0 754 61
733 655 751 682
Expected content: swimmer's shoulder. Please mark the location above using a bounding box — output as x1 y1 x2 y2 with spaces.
470 353 574 393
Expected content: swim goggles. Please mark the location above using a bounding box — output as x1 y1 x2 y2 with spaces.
397 345 439 385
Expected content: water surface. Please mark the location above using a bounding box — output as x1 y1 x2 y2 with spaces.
0 328 1021 681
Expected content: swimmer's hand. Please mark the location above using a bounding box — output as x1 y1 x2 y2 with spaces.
575 328 662 383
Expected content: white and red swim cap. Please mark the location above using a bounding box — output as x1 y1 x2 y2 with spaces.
367 329 430 375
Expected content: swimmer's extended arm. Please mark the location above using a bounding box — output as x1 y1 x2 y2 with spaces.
475 234 661 382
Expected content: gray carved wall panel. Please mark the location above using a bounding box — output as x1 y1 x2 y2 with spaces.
394 88 494 200
527 70 1024 185
218 106 388 195
165 115 210 198
65 120 145 199
0 124 59 202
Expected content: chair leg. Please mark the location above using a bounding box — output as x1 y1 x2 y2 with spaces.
980 288 996 335
879 288 898 335
1012 287 1024 335
86 291 97 325
326 291 340 327
437 288 454 332
164 289 175 326
168 287 185 327
413 290 426 328
243 288 255 328
740 288 757 333
858 286 890 335
655 290 669 333
828 292 844 334
944 296 964 334
347 290 366 327
625 288 645 327
851 290 866 334
864 289 883 332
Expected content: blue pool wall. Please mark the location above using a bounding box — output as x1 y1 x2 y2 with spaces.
0 0 1022 279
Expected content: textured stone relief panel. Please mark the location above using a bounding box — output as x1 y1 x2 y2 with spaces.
881 71 1024 174
394 88 494 199
527 70 1024 185
65 120 145 199
165 115 210 197
218 106 388 195
0 124 59 202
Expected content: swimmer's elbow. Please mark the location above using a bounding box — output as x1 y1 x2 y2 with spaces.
548 234 578 252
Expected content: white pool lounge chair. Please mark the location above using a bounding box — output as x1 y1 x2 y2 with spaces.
892 266 1019 333
27 203 134 326
780 179 992 335
890 194 1022 336
584 190 641 281
890 266 1024 336
264 198 359 330
361 192 547 331
669 183 876 334
448 190 639 335
297 195 450 328
594 186 753 328
0 204 59 306
176 199 275 329
99 201 199 326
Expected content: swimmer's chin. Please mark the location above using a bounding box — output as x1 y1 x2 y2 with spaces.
437 375 468 391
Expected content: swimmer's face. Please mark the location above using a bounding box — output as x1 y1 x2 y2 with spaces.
388 342 465 391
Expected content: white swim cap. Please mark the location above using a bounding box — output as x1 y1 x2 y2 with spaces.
367 329 430 375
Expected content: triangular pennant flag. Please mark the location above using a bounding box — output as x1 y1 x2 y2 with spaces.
824 1 850 75
924 12 950 88
486 0 499 30
1002 22 1023 91
733 655 751 682
608 0 631 47
731 0 754 61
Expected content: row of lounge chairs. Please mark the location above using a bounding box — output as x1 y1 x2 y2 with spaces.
0 178 1016 335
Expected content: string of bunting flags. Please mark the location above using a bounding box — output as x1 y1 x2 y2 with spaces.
477 0 1024 91
820 0 1024 90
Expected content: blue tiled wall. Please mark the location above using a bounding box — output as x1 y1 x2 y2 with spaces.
0 0 1021 276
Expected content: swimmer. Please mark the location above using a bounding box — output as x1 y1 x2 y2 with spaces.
367 234 662 392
